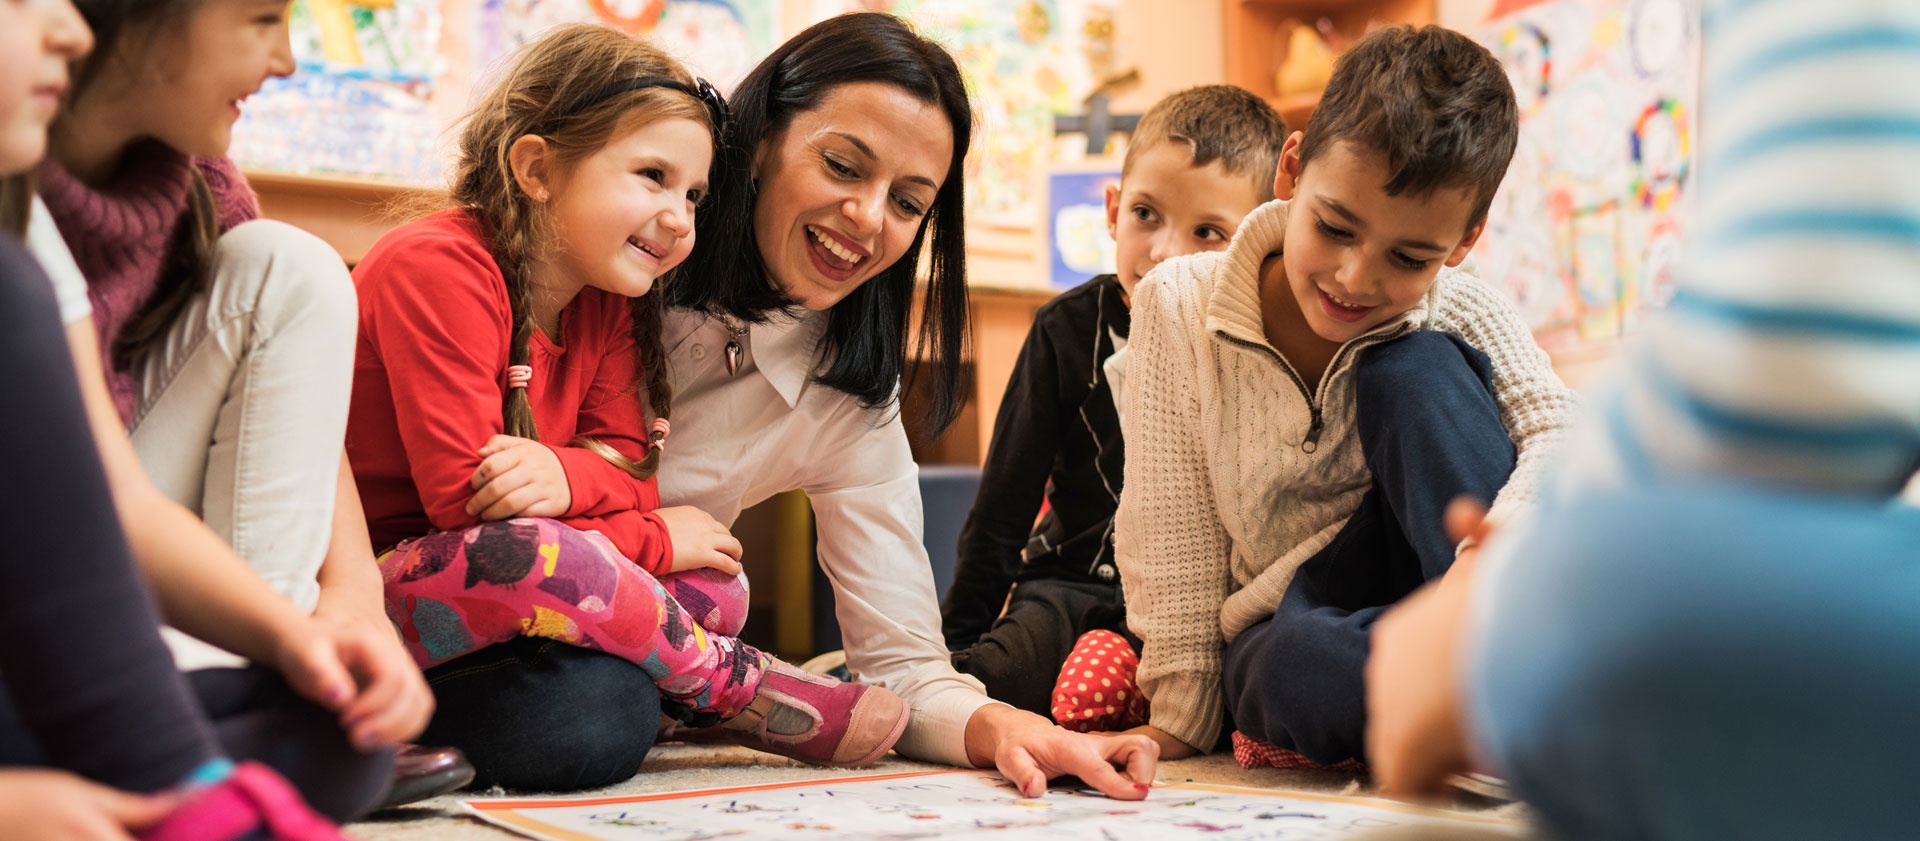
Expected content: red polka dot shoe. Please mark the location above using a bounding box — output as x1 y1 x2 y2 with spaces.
1048 630 1148 732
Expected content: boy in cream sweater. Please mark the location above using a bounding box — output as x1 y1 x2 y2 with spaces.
943 86 1286 722
1112 24 1573 763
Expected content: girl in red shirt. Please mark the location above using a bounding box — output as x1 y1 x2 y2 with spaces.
347 25 908 773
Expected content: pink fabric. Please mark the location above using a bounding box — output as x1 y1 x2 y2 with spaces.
663 567 750 637
380 518 766 717
36 141 260 423
139 761 349 841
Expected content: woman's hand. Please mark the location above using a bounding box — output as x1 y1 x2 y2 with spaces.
655 506 745 576
467 435 571 521
965 705 1159 800
1365 498 1493 800
0 769 176 841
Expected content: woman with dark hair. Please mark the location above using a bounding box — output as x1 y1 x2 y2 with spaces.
424 12 1160 796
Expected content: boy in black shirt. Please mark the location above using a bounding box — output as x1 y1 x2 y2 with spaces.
944 86 1288 720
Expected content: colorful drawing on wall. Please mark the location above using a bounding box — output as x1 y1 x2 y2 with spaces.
1048 170 1118 289
813 0 1105 227
233 0 775 185
1476 0 1700 350
472 0 777 90
230 0 445 183
464 769 1527 840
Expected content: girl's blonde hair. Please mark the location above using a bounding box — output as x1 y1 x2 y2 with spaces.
453 23 717 479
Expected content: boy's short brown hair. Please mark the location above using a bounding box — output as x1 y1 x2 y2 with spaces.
1122 84 1290 201
1298 25 1518 230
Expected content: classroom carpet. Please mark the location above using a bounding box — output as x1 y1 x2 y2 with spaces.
346 743 1536 840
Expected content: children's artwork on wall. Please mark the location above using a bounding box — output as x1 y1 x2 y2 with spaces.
231 0 776 186
464 769 1527 840
1048 170 1119 289
812 0 1107 228
230 0 445 183
472 0 776 90
1475 0 1700 351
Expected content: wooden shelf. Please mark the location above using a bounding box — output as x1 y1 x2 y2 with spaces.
245 168 446 265
1267 92 1322 131
244 168 442 198
906 284 1059 465
1225 0 1434 117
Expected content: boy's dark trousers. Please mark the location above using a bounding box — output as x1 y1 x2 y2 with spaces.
950 578 1137 716
1222 330 1517 763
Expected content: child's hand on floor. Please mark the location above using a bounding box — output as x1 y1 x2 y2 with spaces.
0 768 177 841
1365 498 1491 800
467 435 572 520
657 506 745 576
312 597 435 750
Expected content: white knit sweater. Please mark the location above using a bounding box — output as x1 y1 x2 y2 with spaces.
1114 198 1575 750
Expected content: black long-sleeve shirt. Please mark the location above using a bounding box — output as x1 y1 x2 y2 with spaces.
941 275 1130 649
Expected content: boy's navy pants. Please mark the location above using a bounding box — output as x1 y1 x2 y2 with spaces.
1223 330 1517 763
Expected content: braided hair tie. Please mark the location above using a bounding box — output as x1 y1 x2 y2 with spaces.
506 365 533 390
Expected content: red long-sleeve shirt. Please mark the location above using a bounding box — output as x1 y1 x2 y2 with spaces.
346 210 671 573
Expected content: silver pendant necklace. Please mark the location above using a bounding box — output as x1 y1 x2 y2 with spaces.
719 314 748 376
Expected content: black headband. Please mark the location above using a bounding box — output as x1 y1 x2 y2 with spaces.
557 75 729 131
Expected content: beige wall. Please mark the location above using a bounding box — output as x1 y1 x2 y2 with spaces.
1439 0 1500 28
1109 0 1225 114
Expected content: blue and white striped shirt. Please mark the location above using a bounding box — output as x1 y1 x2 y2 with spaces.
1575 0 1920 495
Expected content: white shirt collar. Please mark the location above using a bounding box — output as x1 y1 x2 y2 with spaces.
753 309 831 408
665 306 831 409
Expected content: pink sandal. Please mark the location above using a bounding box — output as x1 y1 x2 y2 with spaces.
721 659 910 768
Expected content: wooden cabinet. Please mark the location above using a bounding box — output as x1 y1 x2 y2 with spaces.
246 170 441 267
1223 0 1436 129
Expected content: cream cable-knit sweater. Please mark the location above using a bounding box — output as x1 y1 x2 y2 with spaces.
1114 198 1574 751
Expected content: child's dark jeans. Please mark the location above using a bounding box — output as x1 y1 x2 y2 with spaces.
1222 330 1517 763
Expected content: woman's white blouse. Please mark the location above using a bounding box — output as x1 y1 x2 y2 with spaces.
657 306 997 766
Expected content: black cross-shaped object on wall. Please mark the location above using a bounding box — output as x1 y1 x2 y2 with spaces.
1055 92 1143 155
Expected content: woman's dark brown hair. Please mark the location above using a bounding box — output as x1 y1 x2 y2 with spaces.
670 12 975 436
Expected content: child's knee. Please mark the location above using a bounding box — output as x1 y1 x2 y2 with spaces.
212 219 356 339
1354 331 1494 416
660 567 750 637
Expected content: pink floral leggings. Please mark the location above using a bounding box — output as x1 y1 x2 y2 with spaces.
379 518 760 716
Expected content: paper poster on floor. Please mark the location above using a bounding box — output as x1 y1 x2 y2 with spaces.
463 769 1526 840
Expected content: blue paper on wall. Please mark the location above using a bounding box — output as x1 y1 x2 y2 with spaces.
1048 170 1120 290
